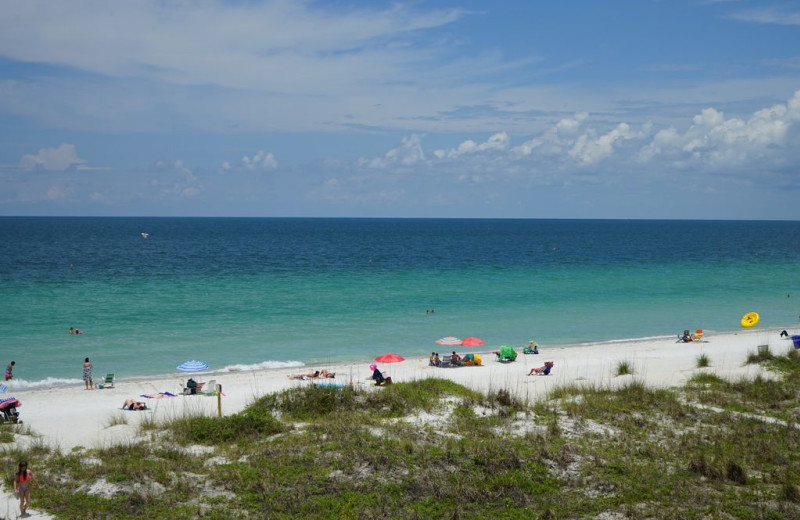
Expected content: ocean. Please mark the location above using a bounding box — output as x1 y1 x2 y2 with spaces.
1 217 799 388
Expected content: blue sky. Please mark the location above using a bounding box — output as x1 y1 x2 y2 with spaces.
1 0 799 219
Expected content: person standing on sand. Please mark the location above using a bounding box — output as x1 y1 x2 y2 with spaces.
14 460 35 517
83 357 93 390
5 361 14 381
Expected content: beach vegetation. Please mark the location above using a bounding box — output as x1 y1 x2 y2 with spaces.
747 345 774 363
696 353 710 368
3 350 800 518
105 413 128 428
614 360 632 376
138 413 159 431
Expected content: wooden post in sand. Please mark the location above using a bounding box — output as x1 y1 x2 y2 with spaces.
217 384 222 418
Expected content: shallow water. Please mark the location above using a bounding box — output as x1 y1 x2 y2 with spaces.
1 217 798 386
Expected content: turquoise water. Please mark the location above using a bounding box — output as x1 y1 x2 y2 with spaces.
1 217 799 387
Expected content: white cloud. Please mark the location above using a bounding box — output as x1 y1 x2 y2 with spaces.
0 1 466 93
433 132 509 159
20 144 87 171
242 151 278 171
220 150 278 173
181 186 201 198
569 123 638 165
512 113 588 157
364 134 425 169
360 90 800 183
45 185 74 200
728 8 800 26
638 89 800 169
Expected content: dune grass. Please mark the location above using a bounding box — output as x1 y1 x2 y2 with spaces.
615 360 632 376
3 352 800 519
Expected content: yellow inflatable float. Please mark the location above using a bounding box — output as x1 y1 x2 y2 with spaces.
740 312 759 328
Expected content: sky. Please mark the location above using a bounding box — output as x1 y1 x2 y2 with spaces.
0 0 799 219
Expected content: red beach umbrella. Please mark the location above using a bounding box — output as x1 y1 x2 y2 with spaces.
461 337 485 347
375 353 405 364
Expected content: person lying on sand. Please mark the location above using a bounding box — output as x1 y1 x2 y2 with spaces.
320 369 336 378
290 371 321 380
122 399 147 410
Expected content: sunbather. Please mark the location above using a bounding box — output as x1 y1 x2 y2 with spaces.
290 371 321 380
122 399 147 410
527 361 554 376
320 369 336 378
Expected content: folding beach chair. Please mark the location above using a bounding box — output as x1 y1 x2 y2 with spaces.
98 373 114 389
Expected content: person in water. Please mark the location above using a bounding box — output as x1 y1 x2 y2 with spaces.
5 360 14 381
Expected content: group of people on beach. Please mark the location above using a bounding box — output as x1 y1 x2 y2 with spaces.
289 369 336 380
428 351 463 366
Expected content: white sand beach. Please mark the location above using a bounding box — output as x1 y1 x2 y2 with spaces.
8 327 797 451
2 327 797 519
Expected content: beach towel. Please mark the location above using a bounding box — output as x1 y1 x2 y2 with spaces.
314 381 348 389
140 392 177 399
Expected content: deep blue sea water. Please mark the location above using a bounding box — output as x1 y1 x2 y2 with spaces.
1 217 799 387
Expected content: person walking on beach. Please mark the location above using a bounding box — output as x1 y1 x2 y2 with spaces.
83 357 93 390
14 460 35 517
5 361 14 381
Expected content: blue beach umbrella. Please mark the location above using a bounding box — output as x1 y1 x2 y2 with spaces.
177 360 209 372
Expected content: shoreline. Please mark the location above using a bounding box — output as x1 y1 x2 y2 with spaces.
4 326 796 453
6 325 796 392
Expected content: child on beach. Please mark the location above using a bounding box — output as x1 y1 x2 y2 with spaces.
14 460 34 517
5 361 14 381
83 357 93 390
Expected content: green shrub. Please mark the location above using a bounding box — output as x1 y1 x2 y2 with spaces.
747 346 774 364
169 410 284 444
616 361 632 376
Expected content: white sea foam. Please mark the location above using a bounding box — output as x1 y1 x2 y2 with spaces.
220 360 305 373
3 377 83 391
